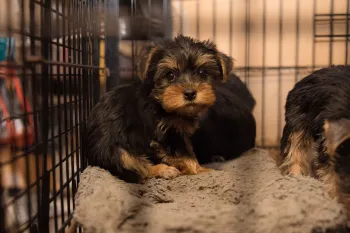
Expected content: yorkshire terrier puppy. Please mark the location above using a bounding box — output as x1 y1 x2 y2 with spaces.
277 65 350 209
191 74 256 164
224 73 256 112
85 35 233 183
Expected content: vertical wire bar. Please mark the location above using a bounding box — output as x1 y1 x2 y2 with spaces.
261 0 266 147
92 0 100 107
88 0 95 173
48 0 59 231
73 0 82 201
61 0 69 225
76 1 82 191
49 52 59 233
7 0 20 230
56 0 65 226
277 0 283 144
329 0 334 65
245 0 250 85
30 1 42 229
79 0 89 188
20 0 33 231
79 0 88 188
212 0 216 41
312 0 316 70
104 0 119 90
180 0 184 34
81 0 88 182
81 1 89 177
229 0 233 57
30 0 36 55
5 3 21 229
39 0 52 231
131 0 135 78
48 1 59 230
163 0 170 38
71 1 81 213
85 0 92 174
69 0 77 217
295 0 300 83
196 0 200 39
65 0 72 219
148 0 152 39
346 0 349 64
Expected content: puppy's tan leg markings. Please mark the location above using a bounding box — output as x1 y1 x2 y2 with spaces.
319 119 350 208
151 140 196 179
119 148 152 179
151 139 212 175
183 136 213 174
280 131 314 176
120 147 180 180
150 137 213 175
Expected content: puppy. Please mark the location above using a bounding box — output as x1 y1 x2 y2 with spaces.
85 35 233 183
277 65 350 209
224 73 256 112
191 76 256 164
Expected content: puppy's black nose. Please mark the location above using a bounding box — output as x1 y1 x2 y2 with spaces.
184 89 197 100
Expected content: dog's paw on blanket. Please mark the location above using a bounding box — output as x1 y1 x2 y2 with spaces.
74 149 349 233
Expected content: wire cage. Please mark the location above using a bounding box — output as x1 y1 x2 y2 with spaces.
0 0 349 233
0 0 103 232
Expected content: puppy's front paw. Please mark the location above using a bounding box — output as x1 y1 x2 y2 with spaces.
148 164 180 180
158 166 181 179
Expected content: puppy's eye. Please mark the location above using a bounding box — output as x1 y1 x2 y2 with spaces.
166 72 176 81
198 69 207 77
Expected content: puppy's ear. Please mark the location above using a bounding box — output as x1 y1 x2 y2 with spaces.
200 39 234 82
324 118 350 156
217 52 234 82
137 44 161 81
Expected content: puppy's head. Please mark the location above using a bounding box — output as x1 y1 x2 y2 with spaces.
137 35 233 117
324 118 350 159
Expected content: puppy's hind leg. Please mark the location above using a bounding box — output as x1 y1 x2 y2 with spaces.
278 130 314 176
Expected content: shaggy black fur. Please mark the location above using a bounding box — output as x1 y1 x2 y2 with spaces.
85 79 156 182
191 75 256 164
224 73 256 111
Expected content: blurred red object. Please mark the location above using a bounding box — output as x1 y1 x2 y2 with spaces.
0 61 34 148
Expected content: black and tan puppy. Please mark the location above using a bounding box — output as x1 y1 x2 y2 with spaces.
85 35 233 183
277 65 350 209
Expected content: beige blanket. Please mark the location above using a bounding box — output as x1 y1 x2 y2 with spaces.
74 148 349 233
